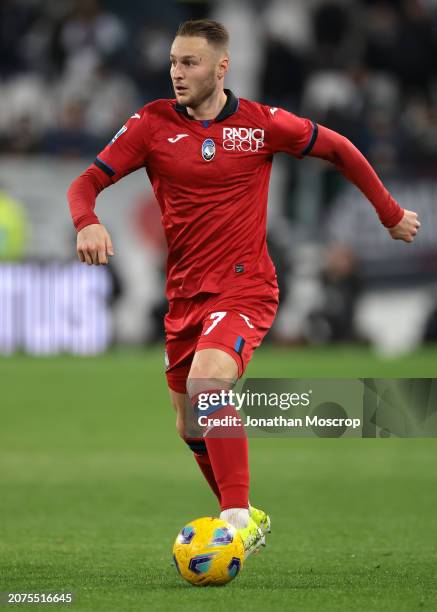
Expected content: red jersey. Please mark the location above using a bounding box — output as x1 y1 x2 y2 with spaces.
68 89 403 299
93 90 315 298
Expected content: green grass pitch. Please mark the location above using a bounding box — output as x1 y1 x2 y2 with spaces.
1 346 437 611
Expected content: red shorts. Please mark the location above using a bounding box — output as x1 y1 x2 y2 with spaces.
164 281 279 393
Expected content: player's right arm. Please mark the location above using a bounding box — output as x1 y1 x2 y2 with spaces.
68 164 114 265
67 108 150 265
76 223 114 266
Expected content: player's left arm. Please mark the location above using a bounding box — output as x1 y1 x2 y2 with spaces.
308 124 420 243
267 107 420 243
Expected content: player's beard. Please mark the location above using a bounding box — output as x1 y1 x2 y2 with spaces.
181 71 218 110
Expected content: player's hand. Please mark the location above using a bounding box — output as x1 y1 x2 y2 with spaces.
388 209 421 243
77 224 114 265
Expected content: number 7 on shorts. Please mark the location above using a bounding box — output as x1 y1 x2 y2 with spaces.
203 311 227 335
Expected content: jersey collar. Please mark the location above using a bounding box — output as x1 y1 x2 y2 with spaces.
174 89 239 122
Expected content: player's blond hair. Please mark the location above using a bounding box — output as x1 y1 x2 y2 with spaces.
176 19 229 51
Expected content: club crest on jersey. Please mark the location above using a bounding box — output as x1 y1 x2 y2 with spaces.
110 125 127 145
202 138 215 161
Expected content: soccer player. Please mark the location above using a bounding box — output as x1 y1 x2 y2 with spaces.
68 19 420 557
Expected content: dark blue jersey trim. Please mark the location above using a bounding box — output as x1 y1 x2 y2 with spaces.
94 157 115 177
301 122 318 156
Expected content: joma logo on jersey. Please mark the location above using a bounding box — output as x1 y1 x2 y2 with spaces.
222 127 264 152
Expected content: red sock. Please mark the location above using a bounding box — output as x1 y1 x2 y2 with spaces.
193 451 221 503
205 433 249 511
202 403 250 511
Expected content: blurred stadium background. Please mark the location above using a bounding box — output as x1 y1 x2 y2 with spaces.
1 0 437 356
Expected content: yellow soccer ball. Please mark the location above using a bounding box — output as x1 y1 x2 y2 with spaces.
172 517 244 586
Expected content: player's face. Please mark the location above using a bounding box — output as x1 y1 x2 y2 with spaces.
170 36 227 108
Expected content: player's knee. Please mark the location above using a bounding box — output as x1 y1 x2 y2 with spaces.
185 377 198 400
186 376 233 402
186 368 236 401
189 348 238 383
